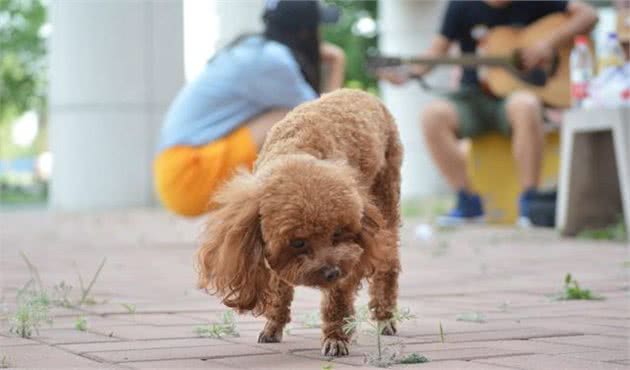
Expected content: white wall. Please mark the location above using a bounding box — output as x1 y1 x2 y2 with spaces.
214 0 265 50
379 0 449 199
48 0 184 209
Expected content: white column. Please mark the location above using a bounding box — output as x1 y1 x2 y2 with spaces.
379 0 449 200
214 0 265 49
48 0 184 209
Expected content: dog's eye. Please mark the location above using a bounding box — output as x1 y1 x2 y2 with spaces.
332 227 347 244
333 228 343 239
289 239 307 249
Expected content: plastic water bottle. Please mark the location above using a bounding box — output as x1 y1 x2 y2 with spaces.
597 32 625 72
570 35 594 108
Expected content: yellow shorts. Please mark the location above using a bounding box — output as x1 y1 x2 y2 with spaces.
153 127 257 217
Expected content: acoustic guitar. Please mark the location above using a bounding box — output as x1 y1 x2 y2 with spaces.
367 13 573 108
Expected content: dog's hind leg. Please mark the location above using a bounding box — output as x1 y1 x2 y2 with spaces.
368 120 402 336
258 278 293 343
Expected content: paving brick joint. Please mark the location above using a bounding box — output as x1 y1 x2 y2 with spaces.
1 209 628 369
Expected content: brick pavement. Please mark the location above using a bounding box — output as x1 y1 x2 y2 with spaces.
0 209 628 369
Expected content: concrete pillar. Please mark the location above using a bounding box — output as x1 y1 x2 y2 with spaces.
214 0 264 50
48 0 185 209
378 0 449 199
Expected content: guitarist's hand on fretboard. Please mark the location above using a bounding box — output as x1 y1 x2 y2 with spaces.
376 64 428 85
376 66 412 85
520 40 555 71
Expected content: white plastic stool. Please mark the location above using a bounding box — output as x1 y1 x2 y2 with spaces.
556 107 630 236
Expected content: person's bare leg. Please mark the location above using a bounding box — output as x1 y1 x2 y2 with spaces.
421 100 470 191
505 91 544 190
246 109 291 150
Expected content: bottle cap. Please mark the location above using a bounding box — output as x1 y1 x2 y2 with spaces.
575 35 588 45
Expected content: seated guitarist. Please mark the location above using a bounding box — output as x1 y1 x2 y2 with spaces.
379 0 598 226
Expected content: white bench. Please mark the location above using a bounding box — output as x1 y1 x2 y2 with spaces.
556 107 630 237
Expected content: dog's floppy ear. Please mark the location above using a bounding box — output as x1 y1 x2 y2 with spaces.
196 169 270 315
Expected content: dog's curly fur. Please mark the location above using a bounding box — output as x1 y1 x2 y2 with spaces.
196 89 402 357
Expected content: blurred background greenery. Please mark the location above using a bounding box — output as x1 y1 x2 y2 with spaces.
0 0 48 205
323 0 378 94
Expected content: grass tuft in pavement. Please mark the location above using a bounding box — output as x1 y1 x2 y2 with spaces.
9 281 52 338
343 306 429 367
195 310 239 339
551 273 604 301
74 316 88 331
577 215 627 242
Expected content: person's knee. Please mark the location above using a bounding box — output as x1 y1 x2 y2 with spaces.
421 100 458 136
506 92 541 121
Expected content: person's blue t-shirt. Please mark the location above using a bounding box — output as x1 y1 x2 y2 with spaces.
157 36 318 152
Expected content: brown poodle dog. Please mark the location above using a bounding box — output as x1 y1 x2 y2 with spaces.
196 89 402 357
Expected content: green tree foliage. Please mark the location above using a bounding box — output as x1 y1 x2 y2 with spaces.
0 0 47 122
0 0 47 158
323 0 378 93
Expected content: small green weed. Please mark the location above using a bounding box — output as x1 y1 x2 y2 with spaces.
577 215 627 242
10 253 108 338
302 311 320 328
20 253 107 308
343 306 427 367
455 312 486 323
195 311 239 338
398 353 430 364
121 303 137 314
75 316 88 331
19 252 44 293
552 273 604 301
438 321 445 343
1 355 10 368
74 258 107 306
9 282 53 338
52 281 73 308
321 363 334 370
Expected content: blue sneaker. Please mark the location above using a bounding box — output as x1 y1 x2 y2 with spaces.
437 190 484 227
517 188 537 228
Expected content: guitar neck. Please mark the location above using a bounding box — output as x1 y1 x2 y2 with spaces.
399 54 513 68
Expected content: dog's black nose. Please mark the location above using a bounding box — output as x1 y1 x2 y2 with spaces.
322 266 340 282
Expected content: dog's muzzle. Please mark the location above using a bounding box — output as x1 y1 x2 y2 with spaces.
321 265 341 282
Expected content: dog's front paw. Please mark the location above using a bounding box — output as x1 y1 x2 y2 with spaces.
380 320 397 336
321 337 350 357
258 320 285 343
257 329 282 343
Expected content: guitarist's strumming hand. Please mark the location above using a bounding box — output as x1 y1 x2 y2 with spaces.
521 40 554 71
521 1 597 71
